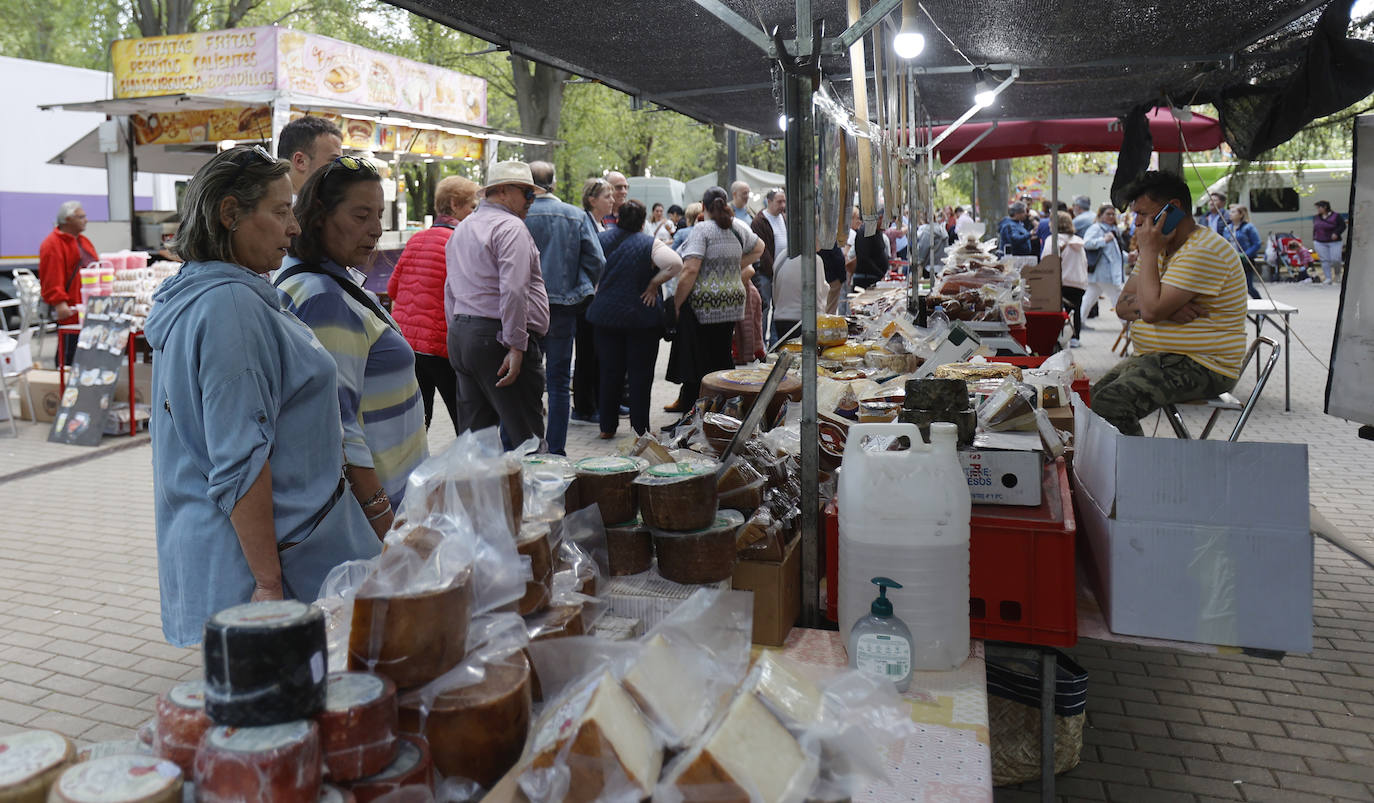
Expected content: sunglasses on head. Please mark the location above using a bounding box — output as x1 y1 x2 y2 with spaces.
328 155 378 175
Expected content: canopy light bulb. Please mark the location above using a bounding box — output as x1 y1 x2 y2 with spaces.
779 114 788 131
972 69 996 109
894 31 924 59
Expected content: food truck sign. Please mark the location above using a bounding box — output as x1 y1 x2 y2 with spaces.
111 27 488 126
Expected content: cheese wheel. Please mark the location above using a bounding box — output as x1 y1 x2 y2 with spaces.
522 454 580 515
414 457 523 538
652 511 745 585
0 729 73 802
202 600 327 727
194 721 321 803
153 680 211 775
574 457 644 524
49 754 182 803
343 735 432 803
75 742 153 763
663 691 814 803
817 314 848 347
348 569 472 690
515 524 554 616
700 370 803 429
316 672 398 782
318 784 357 803
634 461 719 532
605 518 652 576
622 635 715 749
524 671 661 803
397 652 530 788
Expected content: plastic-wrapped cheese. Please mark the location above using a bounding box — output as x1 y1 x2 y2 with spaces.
751 652 823 728
0 728 74 802
316 672 398 782
634 461 719 532
348 568 472 690
397 652 531 788
193 721 322 803
574 456 645 524
605 518 653 576
662 691 815 803
524 670 661 803
343 735 432 803
202 600 327 727
49 754 182 803
318 784 357 803
153 680 211 775
523 453 581 515
621 635 716 749
515 523 554 616
652 510 745 584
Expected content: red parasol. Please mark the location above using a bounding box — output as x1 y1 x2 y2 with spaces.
930 108 1224 164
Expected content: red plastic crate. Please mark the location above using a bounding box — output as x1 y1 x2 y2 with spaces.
1024 310 1069 355
990 355 1091 406
969 458 1077 647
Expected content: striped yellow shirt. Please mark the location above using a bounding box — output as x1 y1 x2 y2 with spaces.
1130 227 1248 378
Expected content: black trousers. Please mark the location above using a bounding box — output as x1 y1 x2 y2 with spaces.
595 326 660 436
414 352 459 430
448 316 546 446
572 301 599 416
672 304 737 406
1062 286 1085 339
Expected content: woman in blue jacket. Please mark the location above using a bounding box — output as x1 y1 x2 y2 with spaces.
145 147 380 646
1226 205 1263 299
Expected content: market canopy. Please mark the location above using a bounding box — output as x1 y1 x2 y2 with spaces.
386 0 1372 157
929 109 1226 164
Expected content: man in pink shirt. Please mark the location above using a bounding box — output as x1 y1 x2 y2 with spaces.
445 161 551 445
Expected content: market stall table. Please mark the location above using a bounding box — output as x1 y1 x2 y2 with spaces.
1246 298 1297 411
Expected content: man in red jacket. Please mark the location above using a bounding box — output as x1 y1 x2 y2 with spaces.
38 200 97 366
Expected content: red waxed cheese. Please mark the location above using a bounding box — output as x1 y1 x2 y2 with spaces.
318 783 357 803
316 672 399 782
344 734 433 803
194 720 322 803
153 680 211 776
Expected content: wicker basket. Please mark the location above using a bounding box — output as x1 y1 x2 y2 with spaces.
986 646 1088 787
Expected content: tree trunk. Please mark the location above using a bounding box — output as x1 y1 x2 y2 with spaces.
713 124 729 187
974 158 1012 226
511 55 569 164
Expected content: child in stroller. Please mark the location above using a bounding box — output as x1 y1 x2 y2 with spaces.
1264 232 1315 281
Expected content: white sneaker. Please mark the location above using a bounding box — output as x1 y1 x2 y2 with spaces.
1069 338 1082 348
1323 278 1333 285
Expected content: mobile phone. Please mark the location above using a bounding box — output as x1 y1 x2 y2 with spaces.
1153 203 1186 235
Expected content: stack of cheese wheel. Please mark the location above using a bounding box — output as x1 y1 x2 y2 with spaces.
651 509 746 585
49 753 184 803
315 672 399 782
413 454 523 538
397 652 532 788
0 729 74 801
633 460 718 532
522 453 581 517
604 517 653 576
574 456 646 525
344 734 433 803
194 720 321 803
348 566 473 690
152 680 212 775
515 521 554 615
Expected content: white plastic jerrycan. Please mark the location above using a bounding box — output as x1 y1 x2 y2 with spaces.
837 421 972 671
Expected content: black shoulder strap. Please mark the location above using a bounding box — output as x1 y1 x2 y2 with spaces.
275 262 399 333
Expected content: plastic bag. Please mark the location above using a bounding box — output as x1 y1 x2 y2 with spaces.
978 379 1039 432
398 426 523 541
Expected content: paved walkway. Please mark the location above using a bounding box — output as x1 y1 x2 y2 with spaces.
1 280 1370 800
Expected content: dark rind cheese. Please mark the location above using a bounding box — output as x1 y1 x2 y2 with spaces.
202 600 327 727
153 680 212 776
397 653 531 788
0 728 74 802
194 720 321 803
348 569 472 690
49 754 182 803
634 461 719 532
343 734 432 803
316 672 398 782
605 518 653 576
652 511 745 585
515 524 554 616
574 456 645 524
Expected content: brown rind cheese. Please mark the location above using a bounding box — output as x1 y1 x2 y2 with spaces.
605 519 653 576
49 754 182 803
153 680 211 776
574 456 645 524
397 653 531 788
193 720 321 803
348 569 472 690
652 511 744 585
343 734 432 803
634 461 719 532
515 524 554 616
316 672 398 782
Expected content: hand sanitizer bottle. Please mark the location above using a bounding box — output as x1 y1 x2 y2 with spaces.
847 577 914 693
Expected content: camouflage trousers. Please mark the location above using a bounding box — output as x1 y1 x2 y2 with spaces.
1090 352 1236 436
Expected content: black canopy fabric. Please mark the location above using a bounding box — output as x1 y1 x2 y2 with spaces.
387 0 1369 156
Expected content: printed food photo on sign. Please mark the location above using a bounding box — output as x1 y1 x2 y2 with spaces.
325 63 361 94
344 117 375 149
368 60 397 105
236 106 272 139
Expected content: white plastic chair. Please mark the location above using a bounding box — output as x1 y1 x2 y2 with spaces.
12 268 46 357
0 325 37 437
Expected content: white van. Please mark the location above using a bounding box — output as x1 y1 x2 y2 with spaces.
625 176 686 214
1206 161 1352 243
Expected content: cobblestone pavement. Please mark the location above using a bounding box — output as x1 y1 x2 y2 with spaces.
1 280 1370 801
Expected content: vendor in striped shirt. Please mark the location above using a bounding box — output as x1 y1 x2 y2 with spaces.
1092 171 1248 436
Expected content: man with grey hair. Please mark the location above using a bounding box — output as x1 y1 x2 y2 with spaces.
997 201 1033 256
731 181 752 221
38 200 97 364
603 171 630 227
1072 195 1095 237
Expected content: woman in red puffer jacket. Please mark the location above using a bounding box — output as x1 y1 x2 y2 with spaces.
387 175 479 429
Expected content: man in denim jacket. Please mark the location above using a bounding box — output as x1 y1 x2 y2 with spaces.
525 161 605 454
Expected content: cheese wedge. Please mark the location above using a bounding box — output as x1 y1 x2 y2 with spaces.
751 652 823 728
622 635 715 749
664 691 814 803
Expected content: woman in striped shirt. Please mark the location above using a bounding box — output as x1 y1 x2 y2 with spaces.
276 156 427 537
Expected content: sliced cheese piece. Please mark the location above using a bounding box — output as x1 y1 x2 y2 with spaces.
664 691 814 803
621 635 714 749
0 728 74 802
153 680 211 775
194 720 321 803
49 754 182 803
525 670 661 803
316 672 398 782
751 652 823 728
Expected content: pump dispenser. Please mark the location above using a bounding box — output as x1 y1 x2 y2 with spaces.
847 577 914 692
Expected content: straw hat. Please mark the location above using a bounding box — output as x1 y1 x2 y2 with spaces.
482 161 538 192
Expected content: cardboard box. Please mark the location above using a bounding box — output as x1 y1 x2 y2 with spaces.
603 565 729 631
731 532 801 647
1072 398 1312 653
959 448 1044 506
1021 258 1063 312
15 369 63 423
113 361 153 405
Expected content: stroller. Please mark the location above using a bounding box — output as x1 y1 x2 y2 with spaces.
1264 232 1314 281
